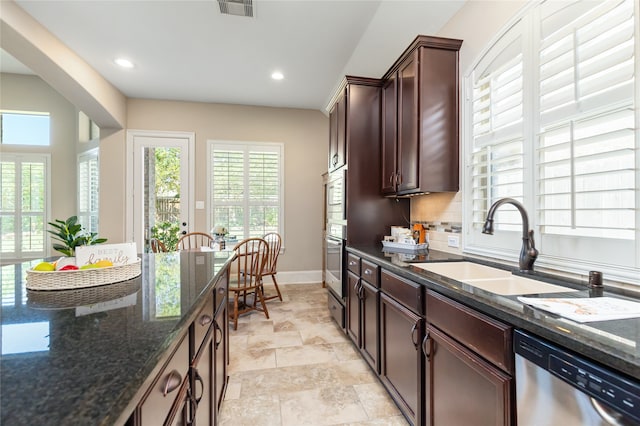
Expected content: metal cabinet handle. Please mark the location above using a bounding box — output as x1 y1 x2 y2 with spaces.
358 283 365 300
199 314 213 327
364 269 372 275
162 369 182 396
422 331 432 360
194 370 204 405
214 320 223 349
410 322 419 349
349 261 356 266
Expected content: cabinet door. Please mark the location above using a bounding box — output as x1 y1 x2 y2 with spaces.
380 293 424 426
397 51 419 193
381 76 398 194
329 92 347 171
193 340 213 426
346 271 361 346
360 280 379 373
213 298 228 414
328 103 338 171
427 326 512 426
335 92 347 170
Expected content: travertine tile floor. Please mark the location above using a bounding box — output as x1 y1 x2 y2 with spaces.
219 283 409 426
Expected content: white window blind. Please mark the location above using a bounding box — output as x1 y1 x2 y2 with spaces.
78 149 99 233
209 142 283 241
0 154 49 260
465 0 638 284
470 22 527 236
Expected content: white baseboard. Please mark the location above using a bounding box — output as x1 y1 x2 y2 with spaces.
265 270 323 285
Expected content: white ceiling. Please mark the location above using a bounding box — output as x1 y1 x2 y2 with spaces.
6 0 465 111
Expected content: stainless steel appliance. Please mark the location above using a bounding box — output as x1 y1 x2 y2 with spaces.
325 235 343 298
325 169 346 298
515 329 639 425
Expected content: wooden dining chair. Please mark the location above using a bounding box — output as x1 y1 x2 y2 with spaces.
176 232 215 251
149 238 169 253
228 238 270 330
261 232 283 302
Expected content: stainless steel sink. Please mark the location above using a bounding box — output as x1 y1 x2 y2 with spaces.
413 261 579 296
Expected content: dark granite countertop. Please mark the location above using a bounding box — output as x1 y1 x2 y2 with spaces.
348 243 640 381
1 251 234 426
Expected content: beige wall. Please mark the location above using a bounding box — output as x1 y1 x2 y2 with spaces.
0 73 78 234
121 99 328 271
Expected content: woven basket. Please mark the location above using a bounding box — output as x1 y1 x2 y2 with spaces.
26 258 142 291
27 278 141 309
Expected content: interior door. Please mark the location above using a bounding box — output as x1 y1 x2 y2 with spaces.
127 131 194 253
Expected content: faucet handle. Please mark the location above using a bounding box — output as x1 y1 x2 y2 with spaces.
527 229 539 257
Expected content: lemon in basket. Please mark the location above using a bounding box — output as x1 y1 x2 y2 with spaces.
95 260 114 268
33 262 55 271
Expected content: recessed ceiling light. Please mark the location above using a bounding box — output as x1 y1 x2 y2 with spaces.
115 58 134 69
271 71 284 80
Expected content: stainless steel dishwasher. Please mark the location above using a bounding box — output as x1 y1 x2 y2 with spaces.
515 330 640 425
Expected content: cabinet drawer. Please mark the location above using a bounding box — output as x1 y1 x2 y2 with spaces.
140 334 190 425
328 290 345 328
347 253 361 275
193 293 215 359
380 270 423 314
361 260 379 287
426 290 513 374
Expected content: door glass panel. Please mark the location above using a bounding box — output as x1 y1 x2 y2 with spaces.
145 147 182 251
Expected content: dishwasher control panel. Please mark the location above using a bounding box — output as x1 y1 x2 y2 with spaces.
515 330 640 424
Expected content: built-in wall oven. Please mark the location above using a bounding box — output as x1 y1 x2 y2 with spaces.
325 169 346 299
325 235 343 298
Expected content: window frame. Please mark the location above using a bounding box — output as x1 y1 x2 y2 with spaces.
462 0 639 285
206 140 285 243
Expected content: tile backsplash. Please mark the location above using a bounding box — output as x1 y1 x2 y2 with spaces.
411 192 463 254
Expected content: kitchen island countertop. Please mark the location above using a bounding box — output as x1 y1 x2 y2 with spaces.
348 243 640 381
1 251 234 426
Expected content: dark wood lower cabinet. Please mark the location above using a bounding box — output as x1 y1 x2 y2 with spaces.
425 326 512 426
379 292 424 426
424 290 514 426
213 294 227 414
131 268 229 426
347 271 380 372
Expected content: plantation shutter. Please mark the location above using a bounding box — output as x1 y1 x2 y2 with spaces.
466 0 638 282
469 21 527 246
78 150 100 233
537 0 636 241
0 155 48 259
210 143 282 240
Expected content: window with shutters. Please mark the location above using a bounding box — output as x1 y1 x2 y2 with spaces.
208 141 283 241
0 154 49 261
464 0 638 285
78 149 99 234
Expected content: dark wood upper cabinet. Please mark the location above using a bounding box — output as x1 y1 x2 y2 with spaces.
327 76 410 245
381 35 463 196
328 94 346 172
381 76 397 194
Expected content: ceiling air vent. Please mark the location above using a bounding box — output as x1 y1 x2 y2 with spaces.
218 0 253 17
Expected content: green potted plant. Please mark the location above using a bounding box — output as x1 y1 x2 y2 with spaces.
48 215 107 257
